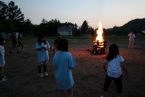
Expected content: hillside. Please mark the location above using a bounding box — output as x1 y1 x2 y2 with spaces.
106 18 145 35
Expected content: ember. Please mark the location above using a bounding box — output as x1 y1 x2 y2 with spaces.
91 21 107 54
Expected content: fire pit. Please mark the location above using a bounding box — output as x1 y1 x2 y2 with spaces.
90 21 107 54
91 40 107 54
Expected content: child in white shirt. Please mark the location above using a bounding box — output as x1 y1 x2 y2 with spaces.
35 35 51 77
128 32 136 48
103 44 127 97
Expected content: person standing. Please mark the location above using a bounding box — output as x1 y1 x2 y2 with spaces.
128 32 136 48
17 32 23 49
102 44 128 97
35 35 51 77
0 36 7 81
53 38 77 97
11 32 18 53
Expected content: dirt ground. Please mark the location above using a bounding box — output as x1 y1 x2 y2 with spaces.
0 35 145 97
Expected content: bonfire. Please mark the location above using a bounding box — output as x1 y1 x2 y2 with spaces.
91 21 107 54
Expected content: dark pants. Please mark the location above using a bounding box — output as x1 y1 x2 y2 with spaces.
38 65 47 73
18 40 23 49
104 75 122 93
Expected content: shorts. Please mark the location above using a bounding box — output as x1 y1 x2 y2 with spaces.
38 55 49 65
39 60 48 65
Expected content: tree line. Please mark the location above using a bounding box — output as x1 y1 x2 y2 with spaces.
0 1 95 36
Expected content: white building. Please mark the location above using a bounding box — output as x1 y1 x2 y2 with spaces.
57 25 73 36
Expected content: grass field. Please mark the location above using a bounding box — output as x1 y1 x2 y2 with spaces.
0 34 145 97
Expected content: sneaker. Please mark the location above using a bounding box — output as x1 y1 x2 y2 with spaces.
38 73 44 78
44 72 48 76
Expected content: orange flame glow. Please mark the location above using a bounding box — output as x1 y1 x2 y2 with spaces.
95 21 104 42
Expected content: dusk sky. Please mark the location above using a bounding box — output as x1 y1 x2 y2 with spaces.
4 0 145 28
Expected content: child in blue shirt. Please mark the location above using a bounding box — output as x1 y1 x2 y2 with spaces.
35 35 50 77
53 38 77 97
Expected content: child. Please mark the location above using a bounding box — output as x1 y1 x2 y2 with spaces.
11 32 18 53
128 32 136 48
0 36 7 81
35 35 50 77
103 44 127 97
53 38 77 97
17 32 23 50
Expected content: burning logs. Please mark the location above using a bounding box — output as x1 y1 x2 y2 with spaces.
91 41 107 54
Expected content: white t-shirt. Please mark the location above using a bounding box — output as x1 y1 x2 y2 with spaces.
106 55 124 78
35 40 51 64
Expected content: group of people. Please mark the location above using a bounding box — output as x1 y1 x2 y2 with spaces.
35 35 77 97
0 32 131 97
0 31 23 81
34 34 128 97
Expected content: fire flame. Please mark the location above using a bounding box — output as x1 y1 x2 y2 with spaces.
95 21 104 42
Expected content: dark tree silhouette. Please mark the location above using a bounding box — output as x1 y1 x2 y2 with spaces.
20 19 33 35
41 18 48 24
7 1 24 22
88 27 95 36
0 1 8 19
80 20 89 35
73 23 81 36
0 19 14 32
47 19 60 35
33 19 61 36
